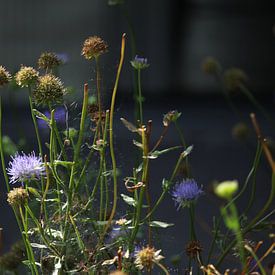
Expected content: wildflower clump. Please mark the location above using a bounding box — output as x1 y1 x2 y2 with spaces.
15 66 39 88
0 66 11 87
7 188 29 207
81 36 108 60
7 151 45 184
171 179 203 209
33 74 65 105
38 52 62 70
134 246 164 271
130 55 149 70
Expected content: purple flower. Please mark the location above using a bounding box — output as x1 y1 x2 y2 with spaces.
7 151 45 184
171 179 203 209
130 55 150 70
56 53 69 64
37 107 66 130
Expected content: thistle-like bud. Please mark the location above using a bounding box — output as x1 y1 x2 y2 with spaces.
33 74 65 105
130 55 149 70
81 36 108 60
0 66 11 87
38 52 62 70
7 188 29 207
214 180 239 200
201 57 221 75
163 110 181 126
223 68 247 92
15 66 39 88
232 122 250 141
185 240 203 258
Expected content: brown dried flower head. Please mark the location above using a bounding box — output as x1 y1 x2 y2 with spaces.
0 66 11 87
38 52 62 70
33 74 65 105
81 36 108 60
185 240 203 258
15 66 39 88
7 188 29 207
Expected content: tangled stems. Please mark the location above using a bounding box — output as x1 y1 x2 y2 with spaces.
101 33 126 239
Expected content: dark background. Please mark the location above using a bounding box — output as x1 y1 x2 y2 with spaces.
0 0 275 273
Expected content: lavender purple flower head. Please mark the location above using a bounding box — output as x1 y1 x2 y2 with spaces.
130 55 150 70
7 151 45 184
172 178 203 209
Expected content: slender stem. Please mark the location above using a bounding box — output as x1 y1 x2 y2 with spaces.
95 56 103 137
154 261 169 275
101 33 126 240
244 245 266 275
137 69 143 125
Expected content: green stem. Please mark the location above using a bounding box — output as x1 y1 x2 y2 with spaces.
95 56 103 137
137 69 143 125
101 34 126 240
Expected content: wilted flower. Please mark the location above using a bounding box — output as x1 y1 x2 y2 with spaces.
172 179 203 209
37 107 66 130
0 66 11 87
7 188 29 207
38 52 62 70
15 66 39 88
33 74 65 105
201 57 221 75
130 55 150 70
214 180 239 200
223 68 247 92
163 110 181 126
134 246 164 271
185 240 203 258
81 36 108 60
7 151 45 184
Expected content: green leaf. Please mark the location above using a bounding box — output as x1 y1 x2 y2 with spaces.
149 146 182 159
54 160 74 167
27 187 41 198
121 194 137 207
149 221 174 228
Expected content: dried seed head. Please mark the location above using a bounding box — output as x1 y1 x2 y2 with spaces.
0 66 11 87
38 52 62 70
201 57 221 75
33 74 65 105
134 246 164 271
223 68 247 92
185 240 203 258
81 36 108 60
15 66 39 88
7 188 29 207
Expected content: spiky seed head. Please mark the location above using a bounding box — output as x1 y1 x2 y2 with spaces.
33 74 65 105
7 188 29 207
185 240 203 258
15 66 39 88
201 57 221 75
38 52 62 70
81 36 108 60
223 68 247 92
0 66 11 87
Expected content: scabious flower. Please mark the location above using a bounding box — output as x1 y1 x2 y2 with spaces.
0 66 11 87
37 107 66 130
130 55 150 70
171 179 203 209
7 151 45 184
81 36 108 60
134 246 164 271
15 66 39 88
38 52 62 70
32 74 65 105
7 188 29 207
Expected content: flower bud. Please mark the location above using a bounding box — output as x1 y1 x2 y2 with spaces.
214 180 239 200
